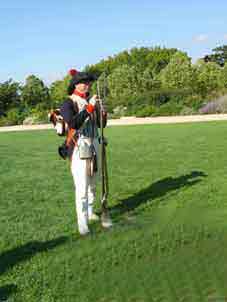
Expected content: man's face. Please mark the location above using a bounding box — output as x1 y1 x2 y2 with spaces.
75 82 91 93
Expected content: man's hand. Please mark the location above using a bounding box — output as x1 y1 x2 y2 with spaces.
86 95 99 114
89 95 98 106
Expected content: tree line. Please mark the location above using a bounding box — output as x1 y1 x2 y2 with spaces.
1 45 227 125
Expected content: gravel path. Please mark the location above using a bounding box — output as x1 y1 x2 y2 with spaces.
1 114 227 132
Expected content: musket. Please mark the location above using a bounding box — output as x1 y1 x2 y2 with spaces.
97 74 112 227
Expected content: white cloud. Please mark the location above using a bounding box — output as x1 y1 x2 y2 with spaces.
193 34 209 43
223 34 227 40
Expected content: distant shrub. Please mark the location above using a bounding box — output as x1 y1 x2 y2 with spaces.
22 104 49 125
22 116 39 125
113 105 127 116
0 108 26 126
199 94 227 114
0 104 49 126
135 105 157 117
182 95 204 111
199 101 219 114
180 106 197 115
0 116 8 126
22 112 48 125
155 102 184 116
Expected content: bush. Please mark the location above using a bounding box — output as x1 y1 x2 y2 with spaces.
22 116 40 125
0 116 8 126
23 111 49 125
135 106 157 117
0 108 26 126
199 94 227 114
180 106 197 115
112 105 127 117
182 95 204 111
22 105 49 125
0 105 49 126
155 102 184 116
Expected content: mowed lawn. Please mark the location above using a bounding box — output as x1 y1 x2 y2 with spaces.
1 122 227 301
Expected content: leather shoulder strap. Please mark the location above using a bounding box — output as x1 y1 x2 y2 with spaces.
66 128 77 147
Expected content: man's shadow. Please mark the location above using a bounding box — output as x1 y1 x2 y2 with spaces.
111 171 207 216
0 236 68 301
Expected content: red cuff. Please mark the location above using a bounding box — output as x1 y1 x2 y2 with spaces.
86 104 95 113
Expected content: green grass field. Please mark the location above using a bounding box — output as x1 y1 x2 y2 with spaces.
1 122 227 301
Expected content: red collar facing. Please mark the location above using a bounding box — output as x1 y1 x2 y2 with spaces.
73 89 87 99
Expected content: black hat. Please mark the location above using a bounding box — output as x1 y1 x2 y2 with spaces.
67 72 96 95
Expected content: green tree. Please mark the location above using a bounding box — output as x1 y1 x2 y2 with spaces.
21 75 50 109
145 47 178 75
138 68 161 93
0 79 21 117
209 45 227 66
221 64 227 87
194 62 224 96
49 75 70 108
158 52 194 90
107 64 138 107
85 47 178 77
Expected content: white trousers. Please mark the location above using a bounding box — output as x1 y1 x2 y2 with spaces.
71 138 99 234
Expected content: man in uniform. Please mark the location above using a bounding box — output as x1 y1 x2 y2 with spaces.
60 70 112 235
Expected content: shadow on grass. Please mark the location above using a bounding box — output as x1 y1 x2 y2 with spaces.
0 236 68 300
111 171 207 216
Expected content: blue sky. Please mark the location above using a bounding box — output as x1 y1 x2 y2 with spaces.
0 0 227 84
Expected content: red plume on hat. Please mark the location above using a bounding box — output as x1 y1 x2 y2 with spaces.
68 69 78 77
